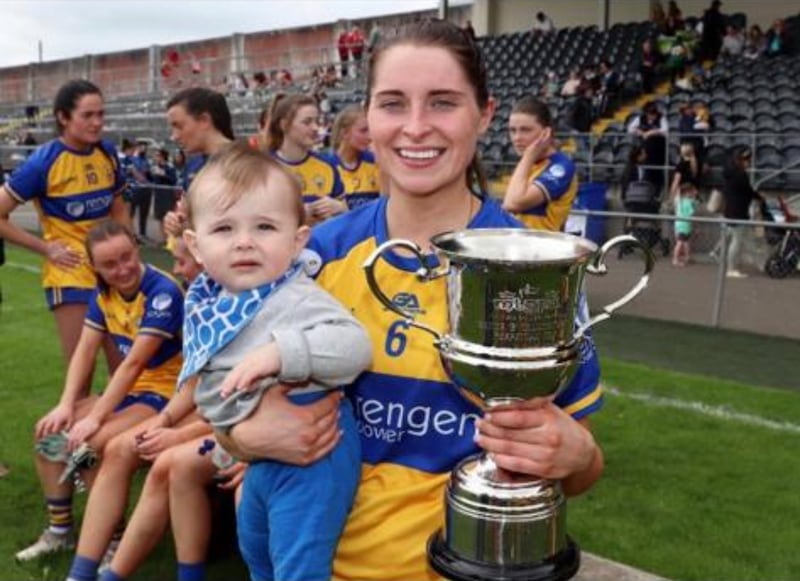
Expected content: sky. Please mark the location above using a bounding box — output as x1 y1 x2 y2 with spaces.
0 0 466 68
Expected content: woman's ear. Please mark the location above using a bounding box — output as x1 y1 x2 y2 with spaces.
182 229 203 265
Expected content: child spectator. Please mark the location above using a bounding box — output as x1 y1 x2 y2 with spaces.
180 143 372 581
673 182 698 267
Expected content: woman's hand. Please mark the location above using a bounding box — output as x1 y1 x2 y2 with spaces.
522 127 554 163
216 461 246 491
474 399 597 481
163 196 187 236
309 197 347 221
229 384 342 466
135 426 182 461
67 416 101 450
45 240 82 269
35 404 75 440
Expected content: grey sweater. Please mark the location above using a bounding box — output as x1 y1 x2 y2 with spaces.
194 272 372 430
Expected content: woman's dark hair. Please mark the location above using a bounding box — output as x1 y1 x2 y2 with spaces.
266 93 317 151
84 220 138 293
365 18 490 194
53 80 103 135
510 96 553 128
166 87 234 140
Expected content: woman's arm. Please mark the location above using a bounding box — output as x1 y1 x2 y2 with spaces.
108 193 133 230
503 128 553 213
35 325 105 439
0 187 82 268
68 334 165 447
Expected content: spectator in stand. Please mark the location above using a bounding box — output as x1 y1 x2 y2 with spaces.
570 82 595 154
743 24 766 59
560 69 582 97
628 101 668 197
540 70 560 99
765 19 786 57
722 146 763 278
252 71 269 97
532 11 555 33
349 25 366 78
595 60 619 117
720 25 744 58
677 102 699 151
699 0 725 61
367 22 381 53
692 104 711 170
462 20 477 42
650 0 668 33
640 38 661 93
665 1 684 35
337 27 350 80
504 96 578 232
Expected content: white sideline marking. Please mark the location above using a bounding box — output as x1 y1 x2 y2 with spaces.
4 261 39 274
605 386 800 434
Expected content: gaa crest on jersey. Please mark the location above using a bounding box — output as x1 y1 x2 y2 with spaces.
151 292 174 311
313 174 325 191
548 164 566 179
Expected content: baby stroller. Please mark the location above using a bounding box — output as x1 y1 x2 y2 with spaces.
764 196 800 279
619 180 671 258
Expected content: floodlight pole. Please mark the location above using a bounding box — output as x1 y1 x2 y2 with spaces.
438 0 449 20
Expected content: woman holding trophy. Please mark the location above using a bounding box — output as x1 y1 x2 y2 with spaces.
230 18 607 581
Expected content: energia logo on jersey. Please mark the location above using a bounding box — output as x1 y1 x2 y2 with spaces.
349 374 481 472
391 292 424 315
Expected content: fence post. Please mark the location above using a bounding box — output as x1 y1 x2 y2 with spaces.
711 222 729 327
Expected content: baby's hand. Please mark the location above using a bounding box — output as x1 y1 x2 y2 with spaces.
220 343 281 398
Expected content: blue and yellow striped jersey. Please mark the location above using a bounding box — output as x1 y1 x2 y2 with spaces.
6 139 124 290
305 195 602 581
330 150 381 210
85 264 184 400
272 150 344 203
513 151 578 232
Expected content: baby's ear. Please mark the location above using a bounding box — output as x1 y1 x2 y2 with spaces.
182 229 203 264
294 225 311 255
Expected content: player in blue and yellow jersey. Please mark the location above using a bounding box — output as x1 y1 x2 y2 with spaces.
17 221 185 562
233 19 605 581
162 87 234 250
0 80 130 373
266 93 345 224
329 105 382 210
503 96 579 232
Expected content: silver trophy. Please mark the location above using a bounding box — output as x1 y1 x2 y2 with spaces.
363 229 653 581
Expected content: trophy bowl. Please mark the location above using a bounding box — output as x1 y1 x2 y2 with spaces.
363 229 653 581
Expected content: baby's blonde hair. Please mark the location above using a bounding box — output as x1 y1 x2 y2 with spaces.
186 141 305 227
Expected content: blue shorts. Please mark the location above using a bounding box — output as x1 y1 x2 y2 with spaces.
237 396 360 581
44 287 94 310
114 391 169 413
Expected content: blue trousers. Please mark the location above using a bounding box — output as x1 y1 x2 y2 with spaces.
237 397 360 581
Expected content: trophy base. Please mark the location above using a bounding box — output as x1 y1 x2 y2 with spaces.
428 530 580 581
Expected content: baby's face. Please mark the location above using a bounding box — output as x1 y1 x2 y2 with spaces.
185 172 307 293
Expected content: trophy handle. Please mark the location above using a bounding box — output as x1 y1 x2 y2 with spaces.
576 234 654 338
363 239 445 341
